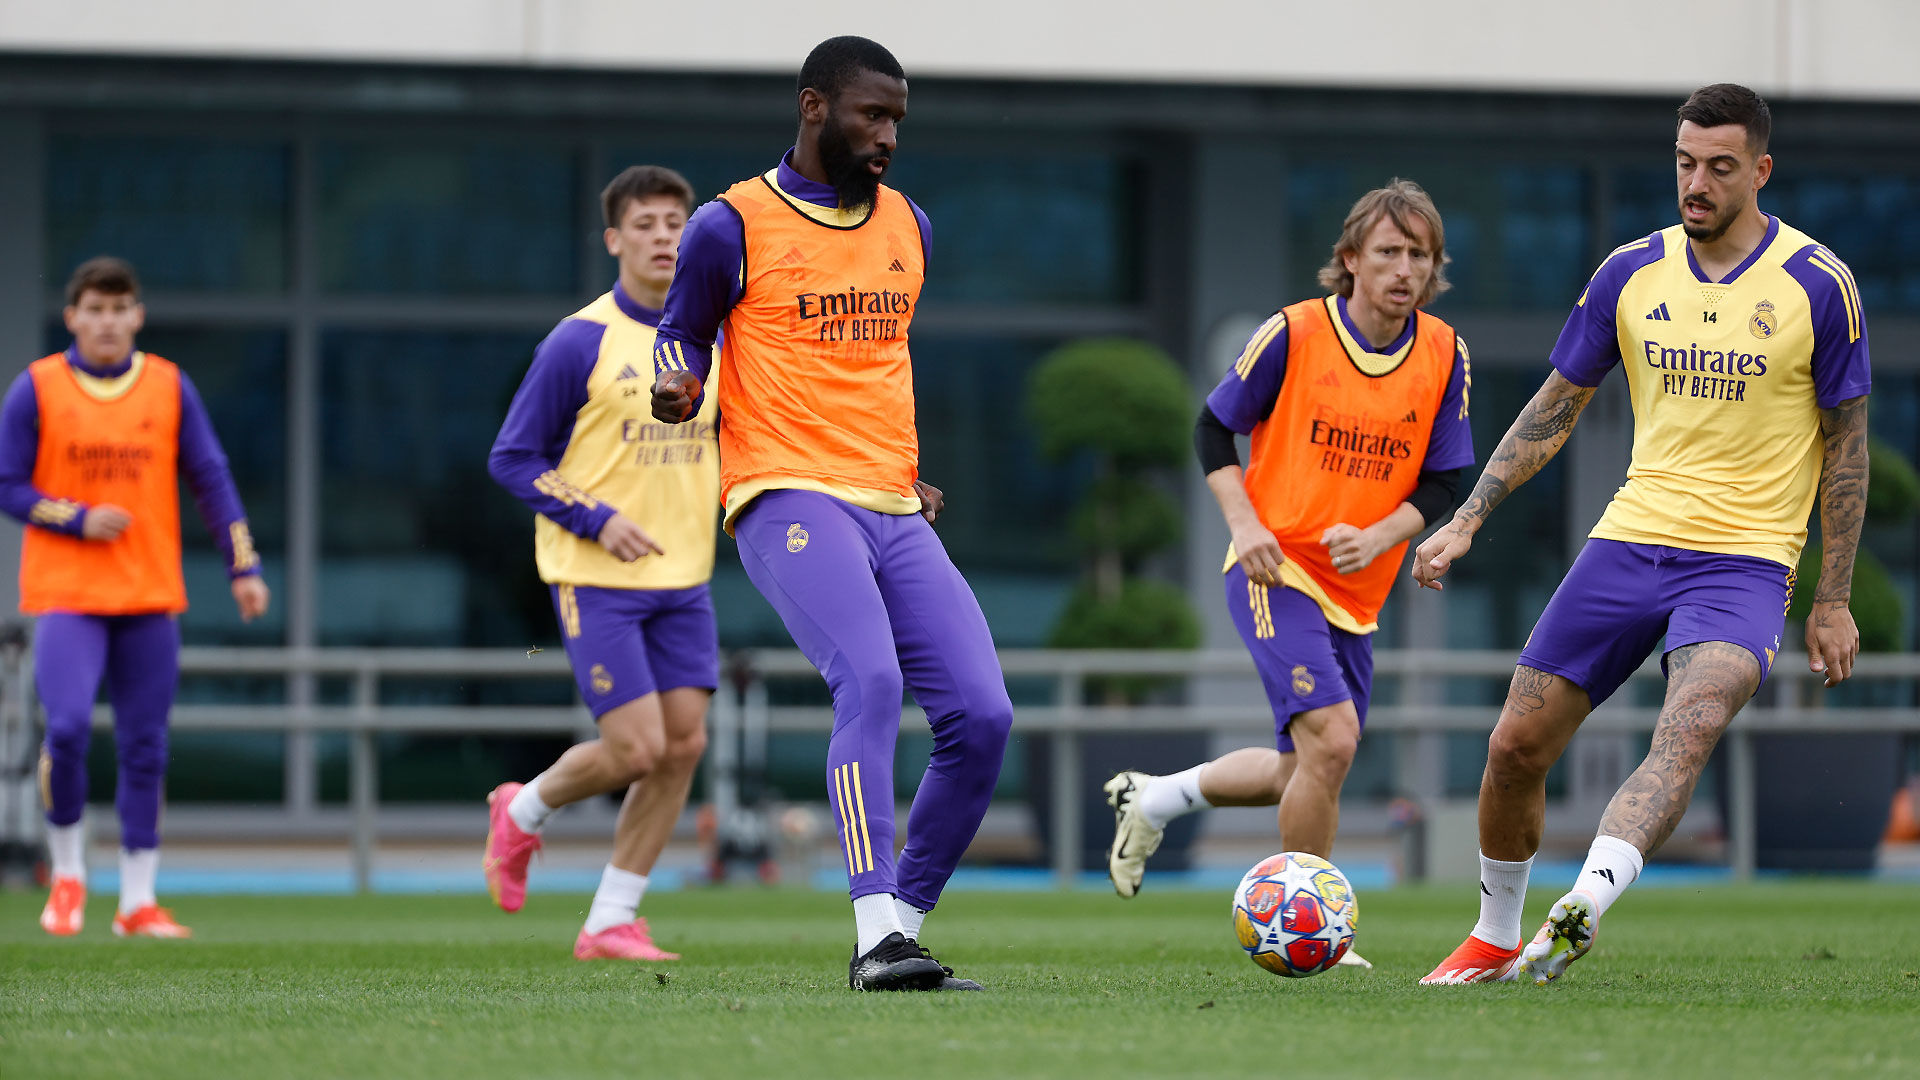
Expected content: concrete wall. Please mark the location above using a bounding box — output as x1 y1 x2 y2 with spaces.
5 0 1919 100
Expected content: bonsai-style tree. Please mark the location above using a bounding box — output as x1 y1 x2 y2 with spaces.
1027 338 1200 693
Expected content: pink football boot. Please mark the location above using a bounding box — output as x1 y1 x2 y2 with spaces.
483 782 541 912
573 918 680 961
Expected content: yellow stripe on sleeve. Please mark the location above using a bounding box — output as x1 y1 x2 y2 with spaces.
1807 254 1860 343
1233 311 1288 380
1810 249 1862 343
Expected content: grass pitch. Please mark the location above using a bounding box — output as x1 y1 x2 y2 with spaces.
3 883 1917 1079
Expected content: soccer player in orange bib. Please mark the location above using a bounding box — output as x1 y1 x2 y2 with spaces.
1 257 269 937
1104 182 1475 975
1419 84 1868 985
483 166 716 961
651 37 1011 991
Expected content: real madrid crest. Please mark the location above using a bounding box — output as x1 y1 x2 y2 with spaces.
1291 665 1315 696
786 523 809 553
1749 299 1777 340
590 664 614 695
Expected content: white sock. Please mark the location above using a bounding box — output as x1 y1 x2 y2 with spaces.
1138 765 1211 828
1471 851 1534 950
583 864 648 935
894 898 928 939
853 892 905 955
119 848 159 915
507 774 556 834
47 822 86 883
1572 834 1643 918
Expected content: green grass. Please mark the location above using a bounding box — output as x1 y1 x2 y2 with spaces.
3 884 1918 1079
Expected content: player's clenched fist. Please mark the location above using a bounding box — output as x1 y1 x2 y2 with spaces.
81 503 132 541
651 371 702 423
1412 518 1475 590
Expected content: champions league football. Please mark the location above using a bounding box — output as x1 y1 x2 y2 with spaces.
1231 853 1359 978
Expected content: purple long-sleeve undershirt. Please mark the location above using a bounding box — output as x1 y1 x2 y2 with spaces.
487 282 663 539
0 347 259 577
653 148 932 386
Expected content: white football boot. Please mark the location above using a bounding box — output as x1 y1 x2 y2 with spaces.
1335 948 1373 970
1516 891 1597 985
1102 771 1164 898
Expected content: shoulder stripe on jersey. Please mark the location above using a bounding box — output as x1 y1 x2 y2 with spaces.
1233 311 1287 380
1808 248 1862 343
1456 335 1472 420
1576 236 1656 307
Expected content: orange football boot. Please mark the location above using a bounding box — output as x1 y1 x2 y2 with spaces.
1420 933 1521 984
40 875 85 936
113 904 192 938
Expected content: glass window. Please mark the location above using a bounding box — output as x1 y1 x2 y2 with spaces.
316 143 576 295
1765 173 1920 312
601 145 776 209
887 151 1142 304
911 335 1088 646
1290 157 1591 311
1613 165 1920 311
318 327 551 646
1430 367 1570 654
46 135 290 293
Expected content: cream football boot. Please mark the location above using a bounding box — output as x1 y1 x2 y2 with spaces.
1103 771 1164 898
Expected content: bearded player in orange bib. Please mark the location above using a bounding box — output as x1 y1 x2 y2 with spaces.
651 37 1011 992
1104 182 1475 973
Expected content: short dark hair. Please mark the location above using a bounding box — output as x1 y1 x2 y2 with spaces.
64 256 140 307
797 36 905 105
1677 83 1772 155
601 165 694 229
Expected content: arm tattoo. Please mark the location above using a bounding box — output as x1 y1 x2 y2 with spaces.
1455 372 1595 527
1599 642 1760 853
1813 395 1869 606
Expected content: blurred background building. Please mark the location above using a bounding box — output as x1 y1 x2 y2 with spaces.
1 1 1917 868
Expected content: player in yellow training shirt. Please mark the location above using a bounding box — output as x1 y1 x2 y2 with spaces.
1419 85 1869 985
482 166 718 962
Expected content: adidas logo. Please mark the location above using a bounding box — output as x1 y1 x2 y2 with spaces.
1316 370 1340 388
1401 409 1418 423
1591 867 1616 885
615 364 641 381
888 259 907 272
1645 303 1672 321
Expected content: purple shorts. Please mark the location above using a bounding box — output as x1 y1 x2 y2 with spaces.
1519 539 1791 707
1223 564 1373 753
550 583 719 717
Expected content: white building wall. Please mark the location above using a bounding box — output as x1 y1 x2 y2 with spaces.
3 0 1917 100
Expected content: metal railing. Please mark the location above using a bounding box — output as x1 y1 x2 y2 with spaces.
59 646 1920 891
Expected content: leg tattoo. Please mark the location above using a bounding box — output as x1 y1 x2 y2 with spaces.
1599 642 1760 854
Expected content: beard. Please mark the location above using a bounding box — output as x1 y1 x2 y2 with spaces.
1680 194 1742 242
818 107 886 209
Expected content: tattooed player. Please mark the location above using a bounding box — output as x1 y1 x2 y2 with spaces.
1417 83 1869 985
